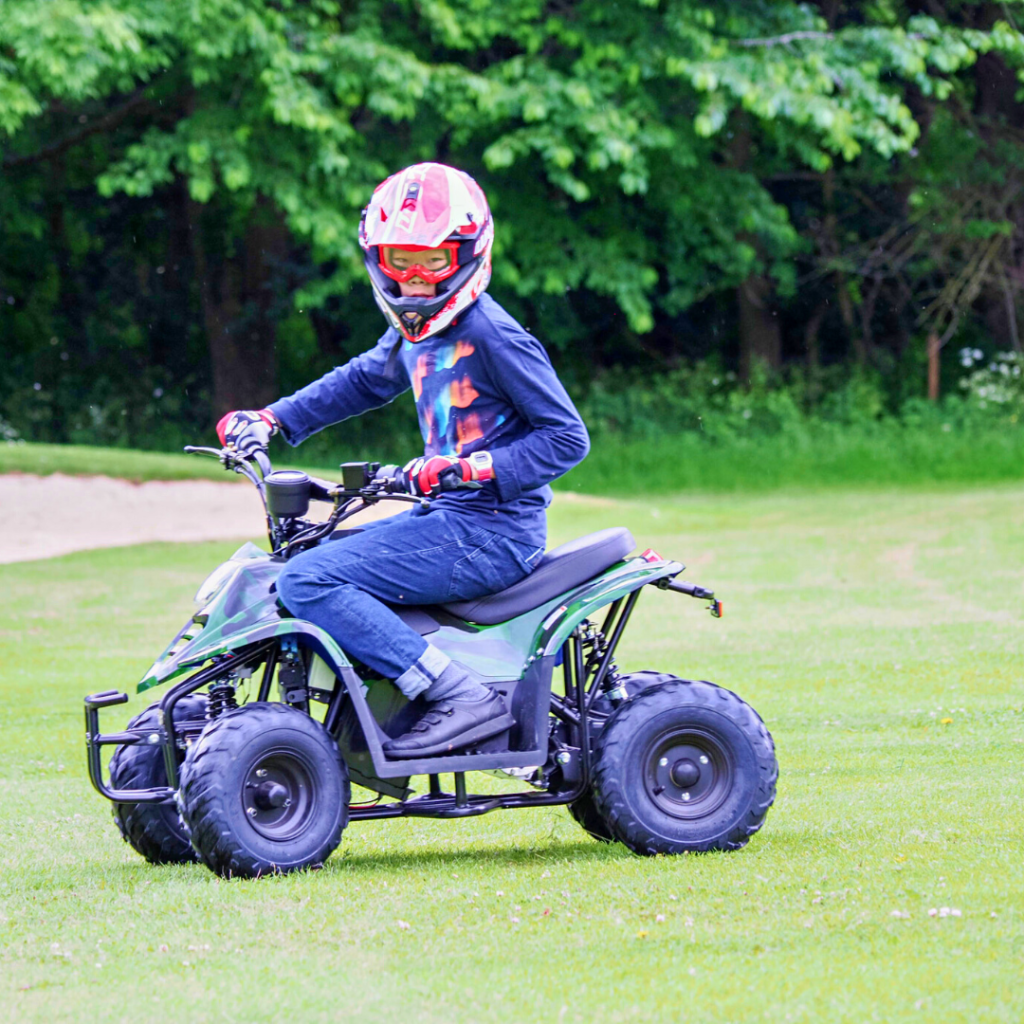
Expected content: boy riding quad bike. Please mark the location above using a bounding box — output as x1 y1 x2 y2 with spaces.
84 163 777 877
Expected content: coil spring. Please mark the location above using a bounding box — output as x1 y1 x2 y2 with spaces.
207 682 238 720
579 622 621 693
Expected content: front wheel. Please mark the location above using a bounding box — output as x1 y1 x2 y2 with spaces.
179 702 349 878
591 678 777 855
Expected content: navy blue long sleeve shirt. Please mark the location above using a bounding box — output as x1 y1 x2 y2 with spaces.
269 294 589 547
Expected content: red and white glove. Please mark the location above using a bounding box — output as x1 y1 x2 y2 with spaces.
393 451 495 497
215 408 279 453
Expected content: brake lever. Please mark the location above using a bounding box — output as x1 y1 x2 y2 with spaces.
183 445 224 459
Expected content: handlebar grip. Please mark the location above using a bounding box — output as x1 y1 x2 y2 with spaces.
372 465 407 494
437 466 482 492
84 690 129 710
665 579 715 600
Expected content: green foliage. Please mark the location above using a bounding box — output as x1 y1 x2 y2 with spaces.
1 1 1023 452
3 0 1020 313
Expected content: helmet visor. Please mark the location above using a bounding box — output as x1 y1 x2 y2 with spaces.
379 243 460 284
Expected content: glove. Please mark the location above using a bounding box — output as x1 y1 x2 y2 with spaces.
215 408 279 453
391 451 495 497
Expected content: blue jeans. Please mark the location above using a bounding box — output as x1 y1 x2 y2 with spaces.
276 509 543 698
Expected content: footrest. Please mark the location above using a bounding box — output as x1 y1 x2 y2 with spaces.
401 795 503 819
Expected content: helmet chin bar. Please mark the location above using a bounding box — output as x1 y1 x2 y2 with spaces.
400 309 426 337
366 252 482 341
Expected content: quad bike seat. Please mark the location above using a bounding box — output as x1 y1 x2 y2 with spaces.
441 527 636 625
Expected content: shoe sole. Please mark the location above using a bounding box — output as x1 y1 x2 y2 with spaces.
383 712 515 759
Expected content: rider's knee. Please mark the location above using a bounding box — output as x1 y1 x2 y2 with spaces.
276 557 319 607
277 550 357 608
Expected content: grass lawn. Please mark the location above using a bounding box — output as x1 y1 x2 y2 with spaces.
2 486 1023 1022
6 432 1024 494
0 442 333 484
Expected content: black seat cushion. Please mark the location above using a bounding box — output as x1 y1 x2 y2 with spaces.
442 527 636 625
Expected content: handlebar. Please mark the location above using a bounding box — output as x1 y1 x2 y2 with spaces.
183 444 463 513
183 445 478 501
184 444 431 556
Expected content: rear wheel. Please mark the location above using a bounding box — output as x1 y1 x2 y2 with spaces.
180 703 349 878
109 694 208 865
568 794 614 842
591 677 776 854
566 672 671 844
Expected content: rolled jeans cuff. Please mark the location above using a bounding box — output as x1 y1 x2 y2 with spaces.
395 644 451 700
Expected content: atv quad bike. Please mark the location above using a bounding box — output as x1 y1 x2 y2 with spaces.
85 447 777 878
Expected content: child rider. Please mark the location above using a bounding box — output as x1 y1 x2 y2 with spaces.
216 163 589 758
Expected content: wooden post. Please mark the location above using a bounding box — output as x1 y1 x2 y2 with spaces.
927 332 941 401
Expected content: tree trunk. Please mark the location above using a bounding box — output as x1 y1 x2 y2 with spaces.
927 332 941 401
820 167 867 366
804 300 828 401
189 196 288 418
737 274 782 382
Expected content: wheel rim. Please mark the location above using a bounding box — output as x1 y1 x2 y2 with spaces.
241 748 318 842
642 727 733 820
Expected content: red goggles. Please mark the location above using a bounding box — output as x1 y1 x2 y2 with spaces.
378 243 461 284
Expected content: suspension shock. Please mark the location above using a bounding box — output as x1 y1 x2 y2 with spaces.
206 681 238 719
578 620 625 703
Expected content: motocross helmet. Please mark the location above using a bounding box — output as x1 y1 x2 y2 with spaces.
359 162 493 343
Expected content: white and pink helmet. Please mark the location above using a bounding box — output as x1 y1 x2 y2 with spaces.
359 162 494 343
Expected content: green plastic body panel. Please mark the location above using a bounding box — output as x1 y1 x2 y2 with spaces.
137 545 683 694
532 557 684 656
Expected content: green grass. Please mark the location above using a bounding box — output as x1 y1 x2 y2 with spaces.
0 442 249 482
2 487 1023 1022
0 441 340 484
7 427 1024 494
563 426 1024 494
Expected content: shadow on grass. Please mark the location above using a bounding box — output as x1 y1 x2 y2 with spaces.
23 835 627 893
324 837 629 876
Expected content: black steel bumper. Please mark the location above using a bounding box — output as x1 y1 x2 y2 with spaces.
84 690 175 805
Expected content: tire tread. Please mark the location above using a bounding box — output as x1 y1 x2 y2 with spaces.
110 694 208 865
180 703 349 878
591 677 777 855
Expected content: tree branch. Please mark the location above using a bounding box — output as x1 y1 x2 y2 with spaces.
738 31 835 47
738 30 924 48
2 86 153 170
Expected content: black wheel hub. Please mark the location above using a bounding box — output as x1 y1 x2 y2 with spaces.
253 781 289 810
242 751 317 841
644 729 733 820
669 758 701 789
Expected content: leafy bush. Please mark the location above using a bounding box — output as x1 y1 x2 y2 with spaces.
560 359 1024 492
957 350 1024 417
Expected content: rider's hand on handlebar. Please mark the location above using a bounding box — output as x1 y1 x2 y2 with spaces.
384 452 494 497
216 409 279 454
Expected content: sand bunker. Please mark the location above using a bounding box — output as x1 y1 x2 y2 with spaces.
1 473 404 564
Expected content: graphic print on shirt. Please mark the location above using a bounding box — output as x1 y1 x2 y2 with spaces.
405 339 505 456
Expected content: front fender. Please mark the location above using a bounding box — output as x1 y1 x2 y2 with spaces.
138 558 354 692
531 556 684 657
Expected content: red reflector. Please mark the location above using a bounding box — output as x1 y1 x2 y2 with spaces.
640 548 662 563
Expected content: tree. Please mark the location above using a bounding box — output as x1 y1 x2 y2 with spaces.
1 0 1022 442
